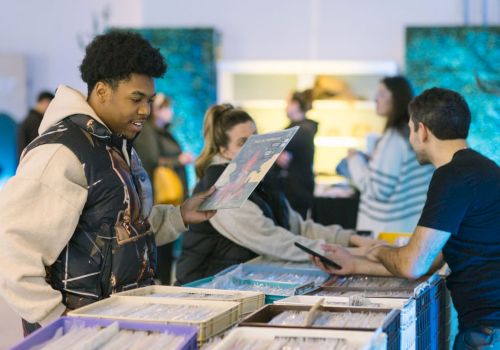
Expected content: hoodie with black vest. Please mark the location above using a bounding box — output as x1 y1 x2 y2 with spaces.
0 85 187 326
176 154 354 284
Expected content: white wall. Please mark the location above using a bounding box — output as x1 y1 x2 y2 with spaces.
0 0 143 121
0 54 27 121
1 0 498 120
144 0 499 65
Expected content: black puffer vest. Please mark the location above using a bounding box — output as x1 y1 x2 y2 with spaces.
25 114 156 309
176 164 290 284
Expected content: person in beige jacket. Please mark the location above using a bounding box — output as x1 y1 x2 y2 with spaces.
0 31 214 335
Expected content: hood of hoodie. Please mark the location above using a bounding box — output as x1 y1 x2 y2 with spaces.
288 118 319 136
39 85 109 135
209 154 230 166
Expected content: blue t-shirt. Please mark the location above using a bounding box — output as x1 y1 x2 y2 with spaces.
418 149 500 330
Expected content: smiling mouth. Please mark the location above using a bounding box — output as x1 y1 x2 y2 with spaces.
131 120 145 127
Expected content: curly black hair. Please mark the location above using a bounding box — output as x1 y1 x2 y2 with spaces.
80 31 167 95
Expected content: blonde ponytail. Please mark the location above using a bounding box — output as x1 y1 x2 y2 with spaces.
195 104 254 178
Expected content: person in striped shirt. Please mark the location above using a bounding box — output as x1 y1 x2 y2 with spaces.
347 76 434 236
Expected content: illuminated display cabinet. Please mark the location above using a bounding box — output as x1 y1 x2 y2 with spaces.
217 60 398 180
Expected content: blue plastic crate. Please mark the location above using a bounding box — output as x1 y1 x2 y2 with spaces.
216 264 329 284
431 277 448 350
11 316 198 350
384 309 401 350
183 275 215 288
416 286 431 350
416 326 431 350
416 277 449 350
183 263 327 303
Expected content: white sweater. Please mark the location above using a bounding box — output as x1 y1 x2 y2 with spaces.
348 128 434 235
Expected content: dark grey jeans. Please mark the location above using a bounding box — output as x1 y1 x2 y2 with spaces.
453 326 500 350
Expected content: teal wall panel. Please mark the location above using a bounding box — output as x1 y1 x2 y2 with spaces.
129 28 219 189
0 114 17 188
406 27 500 164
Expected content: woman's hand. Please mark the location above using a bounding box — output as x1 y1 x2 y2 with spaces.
311 244 358 276
349 234 384 248
179 152 194 165
347 148 358 157
349 234 389 261
276 151 292 169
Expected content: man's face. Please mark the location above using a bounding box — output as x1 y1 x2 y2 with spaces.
408 118 430 165
99 73 155 140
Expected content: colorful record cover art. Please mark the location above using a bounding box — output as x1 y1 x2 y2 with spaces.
199 126 299 210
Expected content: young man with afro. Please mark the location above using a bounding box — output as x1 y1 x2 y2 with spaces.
0 31 216 335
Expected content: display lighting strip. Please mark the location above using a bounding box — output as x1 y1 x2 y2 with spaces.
314 136 361 148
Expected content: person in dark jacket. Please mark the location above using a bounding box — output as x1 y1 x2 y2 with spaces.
17 91 54 159
0 31 215 336
134 93 194 284
277 90 318 218
176 104 379 284
135 93 193 199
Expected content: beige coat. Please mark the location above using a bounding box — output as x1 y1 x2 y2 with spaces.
0 85 186 325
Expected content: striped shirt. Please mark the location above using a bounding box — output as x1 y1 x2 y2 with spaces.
348 128 434 235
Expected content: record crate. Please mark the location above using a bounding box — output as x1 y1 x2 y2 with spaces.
68 296 239 343
184 263 329 303
239 304 400 350
11 316 198 350
112 285 264 316
212 326 387 350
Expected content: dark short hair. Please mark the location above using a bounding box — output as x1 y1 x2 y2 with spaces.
80 31 167 96
381 76 414 135
37 91 55 102
408 87 471 140
291 89 313 113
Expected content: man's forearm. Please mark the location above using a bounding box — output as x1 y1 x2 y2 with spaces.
366 226 449 279
374 245 431 279
353 256 394 276
373 245 411 277
427 251 445 275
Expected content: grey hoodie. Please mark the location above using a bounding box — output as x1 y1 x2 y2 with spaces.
0 85 186 325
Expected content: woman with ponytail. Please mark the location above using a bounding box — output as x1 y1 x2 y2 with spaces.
176 104 379 284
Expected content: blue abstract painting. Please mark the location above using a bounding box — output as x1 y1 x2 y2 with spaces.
0 114 17 189
129 28 219 189
406 27 500 164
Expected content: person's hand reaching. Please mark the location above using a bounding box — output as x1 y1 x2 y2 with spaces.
180 187 217 225
311 244 357 276
179 152 194 165
349 234 383 248
276 151 292 169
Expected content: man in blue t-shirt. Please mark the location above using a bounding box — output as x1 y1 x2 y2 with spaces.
313 87 500 349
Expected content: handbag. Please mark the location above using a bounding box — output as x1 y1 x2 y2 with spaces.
153 166 184 205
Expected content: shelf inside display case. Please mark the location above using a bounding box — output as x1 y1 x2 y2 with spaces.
217 60 398 177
